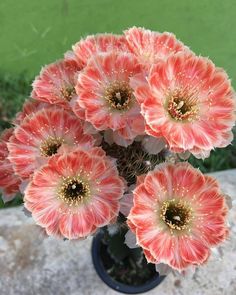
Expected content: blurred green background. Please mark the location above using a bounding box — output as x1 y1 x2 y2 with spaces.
0 0 236 207
0 0 236 81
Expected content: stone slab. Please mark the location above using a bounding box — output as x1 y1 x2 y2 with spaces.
0 169 236 295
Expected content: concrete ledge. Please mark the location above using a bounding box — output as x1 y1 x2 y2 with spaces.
0 170 236 295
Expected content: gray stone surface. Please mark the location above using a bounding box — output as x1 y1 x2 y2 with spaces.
0 169 236 295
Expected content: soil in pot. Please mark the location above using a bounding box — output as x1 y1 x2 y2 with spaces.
92 223 165 294
100 240 157 286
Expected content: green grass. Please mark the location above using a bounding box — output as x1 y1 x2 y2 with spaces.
0 0 236 90
0 72 32 132
0 194 23 209
188 137 236 173
0 73 32 208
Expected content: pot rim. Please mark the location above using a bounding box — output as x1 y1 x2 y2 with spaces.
91 232 166 294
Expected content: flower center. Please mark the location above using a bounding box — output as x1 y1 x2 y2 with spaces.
40 137 64 157
104 81 133 110
61 86 76 101
58 176 90 206
160 199 192 231
167 90 198 122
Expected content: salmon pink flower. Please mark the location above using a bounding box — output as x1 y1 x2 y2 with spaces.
0 129 21 202
131 53 236 158
72 34 129 67
24 147 125 239
14 99 49 125
32 59 81 110
8 107 95 180
64 50 83 68
127 163 229 271
124 27 189 69
75 51 145 143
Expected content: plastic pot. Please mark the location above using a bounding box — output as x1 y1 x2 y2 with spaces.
91 232 165 294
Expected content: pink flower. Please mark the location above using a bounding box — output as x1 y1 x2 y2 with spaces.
72 34 129 67
31 59 81 110
75 51 145 144
127 162 229 271
14 99 49 125
0 129 21 202
131 53 236 158
24 147 125 239
64 50 83 68
8 107 95 180
124 27 189 69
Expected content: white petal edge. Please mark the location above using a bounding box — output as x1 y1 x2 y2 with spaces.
125 230 138 249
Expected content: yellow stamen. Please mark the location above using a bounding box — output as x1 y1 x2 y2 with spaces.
160 199 193 232
57 176 91 207
40 137 64 157
166 90 199 122
104 81 133 111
